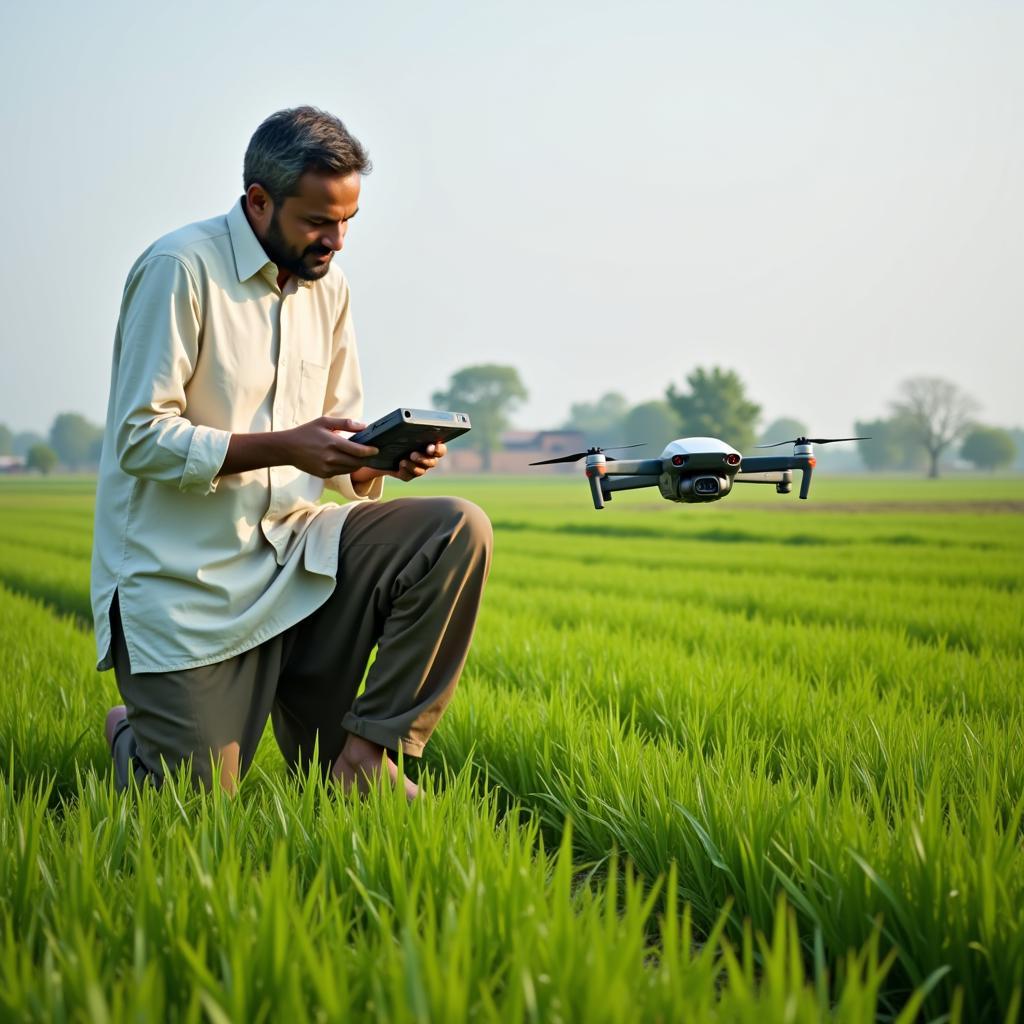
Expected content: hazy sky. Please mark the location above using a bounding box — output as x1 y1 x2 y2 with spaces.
1 0 1021 440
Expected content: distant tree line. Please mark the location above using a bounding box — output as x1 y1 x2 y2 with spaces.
425 364 1015 479
0 413 104 474
2 371 1018 478
428 365 1018 478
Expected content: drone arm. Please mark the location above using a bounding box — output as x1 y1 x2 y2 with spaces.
740 456 815 499
733 471 792 485
602 474 661 494
738 456 796 473
601 458 664 476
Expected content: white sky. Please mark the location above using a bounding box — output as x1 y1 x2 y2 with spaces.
1 0 1021 438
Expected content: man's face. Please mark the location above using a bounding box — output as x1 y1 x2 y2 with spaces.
250 170 361 281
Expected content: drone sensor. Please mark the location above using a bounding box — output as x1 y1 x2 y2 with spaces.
677 473 731 503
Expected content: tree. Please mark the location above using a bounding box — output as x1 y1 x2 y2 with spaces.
26 443 58 475
852 417 920 472
665 367 761 453
1009 428 1024 471
890 377 979 479
759 417 809 446
49 412 104 470
854 419 895 471
561 392 629 446
431 364 528 471
12 431 45 457
0 423 12 455
960 426 1016 472
620 401 679 456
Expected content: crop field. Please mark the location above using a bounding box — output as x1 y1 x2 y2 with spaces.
0 474 1022 1023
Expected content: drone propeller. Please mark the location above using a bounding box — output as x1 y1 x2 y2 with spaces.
755 436 871 449
529 444 646 466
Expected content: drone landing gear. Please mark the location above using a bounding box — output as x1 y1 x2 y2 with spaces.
586 452 664 509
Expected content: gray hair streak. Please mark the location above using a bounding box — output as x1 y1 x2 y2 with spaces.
243 106 371 205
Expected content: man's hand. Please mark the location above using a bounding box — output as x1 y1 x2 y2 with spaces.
218 416 379 479
217 418 447 482
284 417 380 478
351 442 447 485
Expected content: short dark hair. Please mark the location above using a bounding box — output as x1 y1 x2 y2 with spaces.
243 106 371 205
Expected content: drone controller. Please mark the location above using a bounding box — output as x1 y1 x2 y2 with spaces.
534 434 868 510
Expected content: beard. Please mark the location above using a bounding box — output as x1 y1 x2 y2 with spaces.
261 210 333 281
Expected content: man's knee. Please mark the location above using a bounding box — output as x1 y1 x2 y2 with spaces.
426 496 493 556
452 497 493 552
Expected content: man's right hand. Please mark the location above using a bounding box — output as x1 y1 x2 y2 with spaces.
283 417 379 478
218 417 378 479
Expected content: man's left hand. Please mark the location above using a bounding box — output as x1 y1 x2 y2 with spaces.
350 442 447 485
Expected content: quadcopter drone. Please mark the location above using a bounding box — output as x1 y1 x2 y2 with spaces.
530 436 868 510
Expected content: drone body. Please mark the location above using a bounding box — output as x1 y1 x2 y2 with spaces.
655 437 743 503
531 435 867 510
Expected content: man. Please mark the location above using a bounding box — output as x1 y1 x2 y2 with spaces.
90 106 492 797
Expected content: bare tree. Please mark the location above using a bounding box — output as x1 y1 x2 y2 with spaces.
891 377 979 478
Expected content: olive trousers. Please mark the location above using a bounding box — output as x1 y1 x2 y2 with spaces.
109 496 493 791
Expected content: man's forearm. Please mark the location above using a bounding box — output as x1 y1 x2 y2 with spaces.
217 420 382 481
218 430 297 477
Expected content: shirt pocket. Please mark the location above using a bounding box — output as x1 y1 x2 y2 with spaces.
296 359 329 425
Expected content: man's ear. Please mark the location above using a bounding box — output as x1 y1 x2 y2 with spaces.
245 183 273 225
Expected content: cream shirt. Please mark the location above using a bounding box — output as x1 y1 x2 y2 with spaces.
90 198 384 674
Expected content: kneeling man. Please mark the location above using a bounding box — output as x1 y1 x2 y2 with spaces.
90 106 492 797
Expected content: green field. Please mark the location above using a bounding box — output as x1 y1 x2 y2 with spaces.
1 474 1022 1022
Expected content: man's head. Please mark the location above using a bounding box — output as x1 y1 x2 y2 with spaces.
243 106 371 281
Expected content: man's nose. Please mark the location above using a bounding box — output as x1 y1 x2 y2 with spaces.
321 225 344 251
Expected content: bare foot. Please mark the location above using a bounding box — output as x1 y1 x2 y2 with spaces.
331 733 419 801
105 705 128 751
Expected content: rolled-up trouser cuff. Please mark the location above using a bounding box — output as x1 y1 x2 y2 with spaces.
111 719 157 791
341 712 425 758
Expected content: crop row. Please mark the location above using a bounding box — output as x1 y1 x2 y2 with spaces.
0 586 947 1022
2 525 1020 658
1 478 1021 1021
0 582 1021 1018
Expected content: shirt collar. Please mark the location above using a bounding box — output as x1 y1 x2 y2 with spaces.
226 198 315 290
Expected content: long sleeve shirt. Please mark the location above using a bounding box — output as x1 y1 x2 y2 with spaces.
90 198 384 673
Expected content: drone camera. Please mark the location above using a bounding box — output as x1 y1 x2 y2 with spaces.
677 473 732 503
